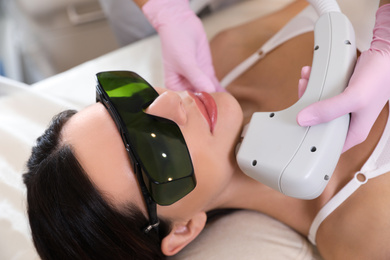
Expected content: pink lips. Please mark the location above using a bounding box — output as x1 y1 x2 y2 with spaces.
189 92 217 133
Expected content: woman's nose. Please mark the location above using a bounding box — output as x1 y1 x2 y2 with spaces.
145 90 187 126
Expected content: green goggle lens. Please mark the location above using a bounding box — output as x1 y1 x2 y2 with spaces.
96 71 195 205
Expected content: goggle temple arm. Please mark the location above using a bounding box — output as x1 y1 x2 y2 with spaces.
133 162 160 234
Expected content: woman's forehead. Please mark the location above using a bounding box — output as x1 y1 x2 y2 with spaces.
61 103 145 210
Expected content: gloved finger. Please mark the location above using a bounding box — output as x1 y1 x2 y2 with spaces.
301 66 311 79
298 78 308 98
164 70 217 92
211 76 227 92
182 67 220 92
298 66 311 98
164 70 192 91
342 112 377 152
193 54 225 92
165 79 192 92
297 91 354 126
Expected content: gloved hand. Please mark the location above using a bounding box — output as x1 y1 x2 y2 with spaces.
297 4 390 153
142 0 224 92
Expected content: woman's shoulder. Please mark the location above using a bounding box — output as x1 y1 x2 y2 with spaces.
316 105 390 258
316 168 390 259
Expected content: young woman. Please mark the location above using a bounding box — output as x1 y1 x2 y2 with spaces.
23 1 390 259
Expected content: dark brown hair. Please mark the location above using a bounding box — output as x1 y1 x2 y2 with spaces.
23 110 171 260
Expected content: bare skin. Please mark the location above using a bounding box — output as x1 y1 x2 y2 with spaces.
210 0 390 259
62 1 390 259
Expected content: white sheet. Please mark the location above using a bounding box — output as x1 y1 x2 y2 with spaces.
0 0 377 259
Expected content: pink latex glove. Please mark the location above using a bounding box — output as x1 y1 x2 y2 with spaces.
142 0 224 92
297 4 390 153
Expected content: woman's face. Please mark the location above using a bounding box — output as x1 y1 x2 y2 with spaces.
61 88 243 221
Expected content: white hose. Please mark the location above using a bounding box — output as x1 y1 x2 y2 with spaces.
306 0 341 16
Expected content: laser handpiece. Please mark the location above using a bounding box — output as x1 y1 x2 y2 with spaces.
236 11 357 199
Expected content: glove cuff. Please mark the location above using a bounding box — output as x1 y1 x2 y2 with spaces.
142 0 193 30
371 4 390 52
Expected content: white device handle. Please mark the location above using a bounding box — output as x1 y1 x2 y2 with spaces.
236 12 356 199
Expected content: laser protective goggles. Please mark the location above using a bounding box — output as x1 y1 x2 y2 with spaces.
95 71 195 232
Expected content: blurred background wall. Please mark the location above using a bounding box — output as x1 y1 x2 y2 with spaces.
0 0 119 84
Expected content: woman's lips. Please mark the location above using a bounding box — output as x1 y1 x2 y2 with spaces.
189 92 217 133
